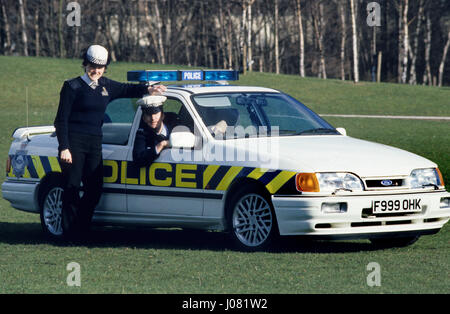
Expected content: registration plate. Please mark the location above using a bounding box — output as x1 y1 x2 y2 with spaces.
372 198 422 214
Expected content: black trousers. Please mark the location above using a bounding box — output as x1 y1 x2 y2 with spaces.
60 132 103 237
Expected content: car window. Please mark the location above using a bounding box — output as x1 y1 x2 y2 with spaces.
103 98 138 145
135 97 196 135
191 92 338 139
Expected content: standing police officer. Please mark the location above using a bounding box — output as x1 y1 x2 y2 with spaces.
54 44 166 239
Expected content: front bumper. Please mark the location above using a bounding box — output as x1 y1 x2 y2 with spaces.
2 180 40 213
272 190 450 238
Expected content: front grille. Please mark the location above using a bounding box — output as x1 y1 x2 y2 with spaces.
365 179 405 188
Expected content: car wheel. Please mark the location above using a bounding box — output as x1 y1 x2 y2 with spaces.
369 236 420 248
39 178 64 239
227 186 278 251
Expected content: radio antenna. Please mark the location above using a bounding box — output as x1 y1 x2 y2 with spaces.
26 86 30 141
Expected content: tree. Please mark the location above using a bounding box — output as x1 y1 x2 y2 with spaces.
400 0 409 84
18 0 29 56
422 10 432 85
350 0 359 83
408 0 424 85
1 0 12 55
294 0 305 77
1 0 449 86
338 0 347 80
312 1 326 79
274 0 280 74
438 30 450 87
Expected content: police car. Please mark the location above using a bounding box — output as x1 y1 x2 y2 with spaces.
3 70 450 250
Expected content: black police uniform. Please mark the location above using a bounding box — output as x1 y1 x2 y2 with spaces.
132 112 179 167
54 76 148 237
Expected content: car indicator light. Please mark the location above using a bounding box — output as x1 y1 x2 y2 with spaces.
296 173 320 192
436 168 445 187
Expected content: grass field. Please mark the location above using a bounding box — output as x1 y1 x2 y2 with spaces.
0 56 449 294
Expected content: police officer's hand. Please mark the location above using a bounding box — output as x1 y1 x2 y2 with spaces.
155 140 170 154
60 149 72 164
148 85 167 95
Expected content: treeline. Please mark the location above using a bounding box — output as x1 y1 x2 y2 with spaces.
1 0 450 86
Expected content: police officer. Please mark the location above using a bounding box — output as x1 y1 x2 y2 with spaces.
132 96 177 167
54 44 166 239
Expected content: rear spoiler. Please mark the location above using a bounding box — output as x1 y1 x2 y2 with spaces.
12 126 56 140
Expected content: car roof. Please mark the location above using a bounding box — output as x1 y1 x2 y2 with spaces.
166 84 280 95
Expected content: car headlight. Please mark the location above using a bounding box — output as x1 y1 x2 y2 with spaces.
409 168 444 189
296 172 363 193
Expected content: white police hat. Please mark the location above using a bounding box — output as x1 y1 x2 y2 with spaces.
86 45 109 66
137 95 167 114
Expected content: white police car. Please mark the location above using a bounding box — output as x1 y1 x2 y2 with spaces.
3 70 450 250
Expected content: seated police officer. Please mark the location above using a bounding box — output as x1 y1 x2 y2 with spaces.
133 96 177 167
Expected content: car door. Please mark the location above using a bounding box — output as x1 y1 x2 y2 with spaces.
125 95 205 216
95 97 138 213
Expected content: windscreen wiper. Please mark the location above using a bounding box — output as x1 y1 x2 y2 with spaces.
287 128 339 136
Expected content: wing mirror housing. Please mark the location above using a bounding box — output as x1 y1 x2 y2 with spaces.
336 127 347 136
170 126 196 148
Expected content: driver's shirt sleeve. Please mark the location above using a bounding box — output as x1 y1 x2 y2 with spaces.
132 128 159 167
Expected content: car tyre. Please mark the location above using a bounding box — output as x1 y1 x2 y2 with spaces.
39 177 65 240
369 235 420 248
227 185 278 251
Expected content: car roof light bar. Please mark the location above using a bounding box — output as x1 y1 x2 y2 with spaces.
127 70 239 83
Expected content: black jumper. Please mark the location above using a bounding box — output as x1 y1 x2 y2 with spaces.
54 76 148 236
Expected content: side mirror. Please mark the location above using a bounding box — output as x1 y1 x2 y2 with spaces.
170 126 196 148
336 127 347 136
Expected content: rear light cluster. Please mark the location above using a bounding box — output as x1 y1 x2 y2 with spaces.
6 156 11 175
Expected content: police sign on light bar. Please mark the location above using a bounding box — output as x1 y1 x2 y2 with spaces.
182 70 203 80
127 70 239 82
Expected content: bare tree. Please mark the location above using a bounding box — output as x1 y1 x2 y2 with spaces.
34 6 39 57
438 30 450 87
294 0 305 77
154 0 166 64
1 0 12 55
350 0 359 83
58 0 65 58
422 10 432 85
408 0 424 85
400 0 409 84
1 0 449 86
338 0 347 80
241 0 248 74
274 0 280 74
312 1 326 79
18 0 29 56
246 0 255 72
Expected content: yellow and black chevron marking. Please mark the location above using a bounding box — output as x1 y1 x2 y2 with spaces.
8 155 298 195
8 155 61 179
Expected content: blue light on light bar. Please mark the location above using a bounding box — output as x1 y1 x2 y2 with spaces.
127 70 239 82
127 70 178 82
204 70 239 81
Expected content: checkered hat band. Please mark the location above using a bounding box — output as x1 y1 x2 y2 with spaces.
87 55 107 65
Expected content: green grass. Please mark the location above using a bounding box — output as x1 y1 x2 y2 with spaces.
0 56 449 294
